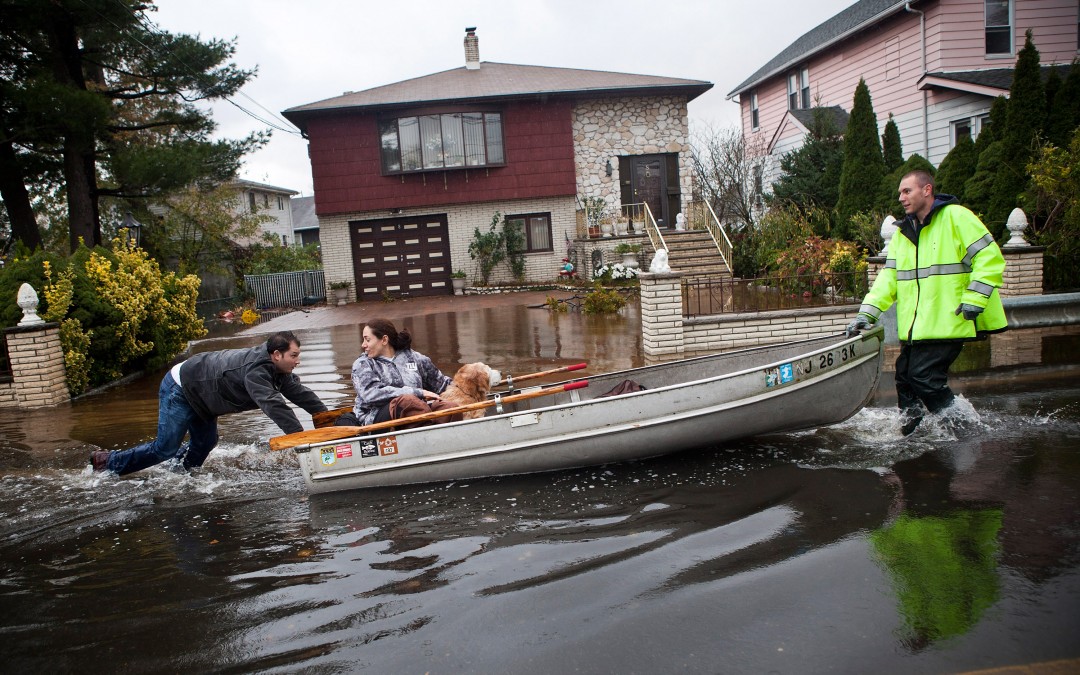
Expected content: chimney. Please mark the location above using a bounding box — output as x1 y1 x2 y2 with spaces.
464 27 479 70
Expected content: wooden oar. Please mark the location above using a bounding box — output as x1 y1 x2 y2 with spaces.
310 362 588 429
497 362 586 389
271 380 589 452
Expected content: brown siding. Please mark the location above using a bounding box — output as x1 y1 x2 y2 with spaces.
307 100 577 216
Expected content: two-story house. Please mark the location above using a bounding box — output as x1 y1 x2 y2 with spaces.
282 28 712 300
227 179 299 247
729 0 1079 188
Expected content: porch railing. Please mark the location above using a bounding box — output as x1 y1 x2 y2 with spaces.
682 270 869 318
685 200 734 276
244 269 326 309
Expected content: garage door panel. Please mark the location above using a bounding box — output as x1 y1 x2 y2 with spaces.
349 214 451 300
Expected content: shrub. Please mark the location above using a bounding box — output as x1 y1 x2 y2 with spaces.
29 240 207 394
544 295 568 313
592 262 639 284
582 285 626 314
469 211 506 285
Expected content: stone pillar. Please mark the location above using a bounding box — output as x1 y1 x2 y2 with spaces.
639 271 685 356
999 208 1043 297
2 323 70 408
866 257 886 287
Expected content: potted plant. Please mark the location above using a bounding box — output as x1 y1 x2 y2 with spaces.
451 270 467 296
613 243 642 269
329 280 351 306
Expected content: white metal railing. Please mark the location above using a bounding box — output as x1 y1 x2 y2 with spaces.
244 269 326 309
687 200 733 276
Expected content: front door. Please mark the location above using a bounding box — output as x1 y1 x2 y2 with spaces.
349 214 451 300
631 155 668 228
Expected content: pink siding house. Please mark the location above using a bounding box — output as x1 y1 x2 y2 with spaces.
729 0 1079 187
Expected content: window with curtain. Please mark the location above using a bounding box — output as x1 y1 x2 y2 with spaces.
505 213 553 253
799 67 810 108
985 0 1012 55
787 73 798 110
379 111 505 174
750 91 759 130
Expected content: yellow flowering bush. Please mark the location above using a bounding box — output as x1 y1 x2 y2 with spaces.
36 240 207 394
241 308 260 325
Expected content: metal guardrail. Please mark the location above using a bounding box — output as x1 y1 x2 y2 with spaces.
244 270 326 309
686 201 734 276
682 270 869 318
636 202 667 253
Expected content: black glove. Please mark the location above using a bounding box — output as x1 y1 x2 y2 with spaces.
845 314 873 336
955 303 983 321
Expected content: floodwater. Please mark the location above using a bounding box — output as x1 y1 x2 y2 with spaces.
1 301 1078 674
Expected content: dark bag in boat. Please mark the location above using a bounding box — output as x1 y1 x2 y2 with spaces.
597 379 647 398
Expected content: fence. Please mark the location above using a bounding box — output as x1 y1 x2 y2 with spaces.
244 270 326 309
682 270 869 318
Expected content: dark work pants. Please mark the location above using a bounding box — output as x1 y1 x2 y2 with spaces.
894 341 965 415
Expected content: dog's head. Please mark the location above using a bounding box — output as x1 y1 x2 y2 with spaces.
452 362 495 400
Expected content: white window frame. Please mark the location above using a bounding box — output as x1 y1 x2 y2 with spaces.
985 0 1013 57
787 73 798 110
951 114 990 147
750 91 759 130
799 67 810 109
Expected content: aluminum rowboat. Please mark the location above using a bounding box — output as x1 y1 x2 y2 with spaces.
295 328 884 493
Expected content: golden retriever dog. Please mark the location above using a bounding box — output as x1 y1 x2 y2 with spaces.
441 362 498 419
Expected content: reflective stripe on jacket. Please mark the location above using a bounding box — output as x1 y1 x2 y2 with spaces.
859 195 1008 343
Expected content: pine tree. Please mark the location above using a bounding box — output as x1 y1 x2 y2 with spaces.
882 115 904 172
935 135 978 202
1046 60 1080 149
987 30 1046 236
877 154 935 218
769 107 845 214
964 96 1009 221
0 0 263 252
836 79 886 238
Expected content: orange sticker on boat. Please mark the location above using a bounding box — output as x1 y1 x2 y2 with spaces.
377 436 398 456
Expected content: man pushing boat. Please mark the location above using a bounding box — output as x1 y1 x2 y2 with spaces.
90 330 327 475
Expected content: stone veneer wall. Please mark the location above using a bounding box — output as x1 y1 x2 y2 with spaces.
0 324 70 409
572 96 692 212
639 272 685 355
319 195 578 300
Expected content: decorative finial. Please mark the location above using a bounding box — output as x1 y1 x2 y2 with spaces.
879 215 897 256
1004 208 1030 247
17 283 45 326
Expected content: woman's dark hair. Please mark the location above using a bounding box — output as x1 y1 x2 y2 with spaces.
267 331 300 355
365 318 412 351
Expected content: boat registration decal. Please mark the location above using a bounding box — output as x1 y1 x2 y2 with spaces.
359 439 379 458
765 362 795 387
378 436 399 456
335 443 353 459
320 449 336 466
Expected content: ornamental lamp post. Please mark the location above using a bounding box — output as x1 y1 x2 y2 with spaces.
120 212 142 247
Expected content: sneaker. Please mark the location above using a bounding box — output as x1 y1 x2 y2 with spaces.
90 451 111 473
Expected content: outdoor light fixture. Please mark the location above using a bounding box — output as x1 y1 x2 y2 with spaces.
120 211 142 247
605 159 613 177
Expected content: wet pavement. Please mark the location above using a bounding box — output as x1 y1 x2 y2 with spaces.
1 291 1079 673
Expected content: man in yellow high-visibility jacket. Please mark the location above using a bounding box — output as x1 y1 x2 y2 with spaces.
846 170 1008 434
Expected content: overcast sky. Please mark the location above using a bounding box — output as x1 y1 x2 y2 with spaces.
150 0 856 196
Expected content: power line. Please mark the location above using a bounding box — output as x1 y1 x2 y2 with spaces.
81 0 303 136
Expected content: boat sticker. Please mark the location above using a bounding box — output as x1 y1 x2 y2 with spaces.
335 443 353 459
320 449 337 466
765 363 795 388
360 439 379 458
378 436 399 456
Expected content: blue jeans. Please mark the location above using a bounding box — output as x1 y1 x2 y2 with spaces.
106 372 218 475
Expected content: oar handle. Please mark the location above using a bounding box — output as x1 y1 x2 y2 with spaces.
498 362 587 387
270 380 589 452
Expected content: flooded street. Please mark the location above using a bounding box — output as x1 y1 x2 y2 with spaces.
1 300 1078 673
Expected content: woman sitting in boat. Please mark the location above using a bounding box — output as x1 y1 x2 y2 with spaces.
335 318 459 428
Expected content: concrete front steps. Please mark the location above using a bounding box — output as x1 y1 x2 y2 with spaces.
661 230 732 280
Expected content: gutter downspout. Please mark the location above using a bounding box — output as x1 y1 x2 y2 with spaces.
905 2 929 158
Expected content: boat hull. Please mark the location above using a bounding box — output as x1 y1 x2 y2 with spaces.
297 329 884 493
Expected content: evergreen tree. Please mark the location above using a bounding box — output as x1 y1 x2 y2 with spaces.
987 30 1046 236
935 135 978 202
836 79 886 238
882 114 904 172
965 96 1009 221
0 0 264 252
769 107 845 214
1046 60 1080 149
